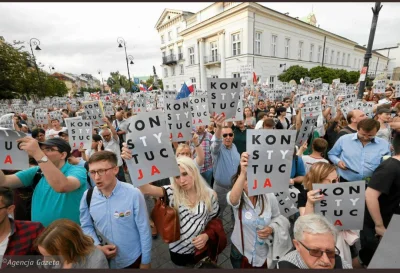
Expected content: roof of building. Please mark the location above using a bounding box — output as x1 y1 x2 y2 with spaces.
155 9 194 30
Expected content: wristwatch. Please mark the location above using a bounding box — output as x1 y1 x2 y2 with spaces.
37 156 49 164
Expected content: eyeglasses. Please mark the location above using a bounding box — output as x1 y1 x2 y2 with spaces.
298 240 340 259
88 166 116 176
41 147 59 152
222 133 234 138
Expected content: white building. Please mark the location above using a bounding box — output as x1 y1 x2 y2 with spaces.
374 43 400 80
155 2 389 90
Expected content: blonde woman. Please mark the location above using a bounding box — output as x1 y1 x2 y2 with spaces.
121 147 219 267
297 162 360 268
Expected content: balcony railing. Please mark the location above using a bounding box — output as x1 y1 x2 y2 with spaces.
204 54 221 64
162 54 177 65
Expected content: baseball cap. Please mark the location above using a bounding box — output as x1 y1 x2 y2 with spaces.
39 138 71 157
58 128 69 136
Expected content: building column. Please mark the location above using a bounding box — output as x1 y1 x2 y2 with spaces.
219 31 226 78
198 38 206 90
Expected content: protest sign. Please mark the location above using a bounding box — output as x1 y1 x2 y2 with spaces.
296 115 319 146
125 110 180 186
240 64 253 81
0 114 15 130
65 119 92 150
190 95 210 126
300 94 322 105
368 215 400 269
374 80 386 94
49 110 63 123
0 129 29 170
247 129 296 196
313 180 365 230
83 101 105 127
35 108 48 125
103 101 114 117
274 190 299 218
165 98 192 141
76 111 86 119
394 83 400 98
226 90 244 122
356 101 374 118
207 78 240 118
301 104 322 119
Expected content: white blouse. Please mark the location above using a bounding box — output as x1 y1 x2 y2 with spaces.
227 191 280 267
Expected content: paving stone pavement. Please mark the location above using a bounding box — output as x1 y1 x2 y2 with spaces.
125 173 234 269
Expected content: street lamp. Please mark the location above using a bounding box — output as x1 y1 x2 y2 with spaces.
117 37 132 90
280 63 287 72
98 70 105 95
29 38 43 95
49 65 55 74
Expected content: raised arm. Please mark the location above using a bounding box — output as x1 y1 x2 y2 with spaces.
229 152 248 206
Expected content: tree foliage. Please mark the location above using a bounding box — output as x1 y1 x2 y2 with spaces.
106 71 132 93
278 65 310 83
0 38 68 99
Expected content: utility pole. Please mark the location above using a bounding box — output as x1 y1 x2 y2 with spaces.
357 2 383 100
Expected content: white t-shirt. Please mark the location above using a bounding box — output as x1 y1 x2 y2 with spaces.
47 127 66 139
255 119 264 129
103 138 123 167
286 107 296 123
302 155 329 173
0 233 10 256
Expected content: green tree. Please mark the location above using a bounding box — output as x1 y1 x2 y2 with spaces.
278 65 309 83
106 71 131 93
145 75 163 90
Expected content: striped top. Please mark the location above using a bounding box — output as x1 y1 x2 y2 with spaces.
163 185 219 255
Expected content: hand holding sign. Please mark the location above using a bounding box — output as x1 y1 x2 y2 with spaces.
306 189 324 205
240 152 249 175
214 114 225 129
16 136 44 160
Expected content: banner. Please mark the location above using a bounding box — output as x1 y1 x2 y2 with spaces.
125 111 180 186
49 110 63 123
207 78 240 118
34 108 48 125
296 115 319 146
0 129 29 170
356 101 374 118
247 129 296 196
83 101 105 127
165 98 192 141
103 101 114 117
190 95 210 126
65 119 92 150
374 80 386 94
0 114 15 130
313 180 365 230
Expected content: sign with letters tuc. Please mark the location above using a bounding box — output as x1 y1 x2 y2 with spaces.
313 180 365 230
125 111 180 186
0 129 29 170
190 95 210 126
274 188 299 218
207 78 240 119
65 119 92 150
296 115 319 146
83 101 105 127
165 98 192 141
35 108 48 125
247 129 296 196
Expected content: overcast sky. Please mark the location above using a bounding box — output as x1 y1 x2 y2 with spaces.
1 2 399 82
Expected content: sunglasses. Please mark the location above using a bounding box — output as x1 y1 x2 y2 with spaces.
298 241 340 259
222 133 234 138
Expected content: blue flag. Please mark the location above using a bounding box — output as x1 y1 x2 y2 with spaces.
176 82 191 99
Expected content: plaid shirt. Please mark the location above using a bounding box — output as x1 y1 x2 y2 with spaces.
191 131 213 173
4 217 44 256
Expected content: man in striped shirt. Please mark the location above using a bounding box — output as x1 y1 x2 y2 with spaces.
191 125 213 186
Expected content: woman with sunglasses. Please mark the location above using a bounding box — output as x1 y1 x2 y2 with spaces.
297 162 359 267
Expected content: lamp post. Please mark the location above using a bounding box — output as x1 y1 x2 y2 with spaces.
117 37 133 90
29 38 43 95
98 70 105 95
48 65 55 74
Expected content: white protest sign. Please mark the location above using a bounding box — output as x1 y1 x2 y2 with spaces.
274 190 299 218
247 129 296 196
207 78 240 119
165 98 192 142
0 114 15 130
394 84 400 98
356 101 374 118
103 101 114 117
226 90 244 122
374 80 386 94
0 129 29 170
65 119 92 150
125 111 180 186
296 115 319 146
190 96 210 126
83 101 105 127
300 94 323 105
49 110 63 123
313 180 366 230
240 64 253 81
35 108 48 125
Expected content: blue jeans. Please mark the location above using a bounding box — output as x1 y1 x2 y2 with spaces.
201 169 213 186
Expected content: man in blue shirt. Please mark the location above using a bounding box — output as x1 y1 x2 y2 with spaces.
328 119 391 182
80 151 152 269
211 114 240 220
0 137 87 227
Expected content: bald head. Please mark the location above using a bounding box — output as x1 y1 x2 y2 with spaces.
20 113 27 120
347 110 366 125
116 112 123 121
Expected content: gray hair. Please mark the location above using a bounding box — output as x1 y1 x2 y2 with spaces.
100 128 111 136
294 214 337 242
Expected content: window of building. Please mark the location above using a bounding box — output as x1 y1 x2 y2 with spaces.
176 27 180 36
173 84 176 90
309 44 314 62
180 64 184 75
165 85 169 90
161 35 165 44
336 51 340 65
164 68 168 77
172 66 175 76
190 77 197 89
347 54 351 66
211 41 218 62
189 47 195 65
325 48 329 63
269 76 275 89
342 52 346 66
232 72 240 78
353 58 356 68
317 46 322 62
232 33 241 56
358 59 361 68
168 31 172 41
212 75 218 78
255 32 261 55
169 48 174 56
330 50 334 64
284 38 290 58
298 41 303 60
162 51 166 58
271 35 277 57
